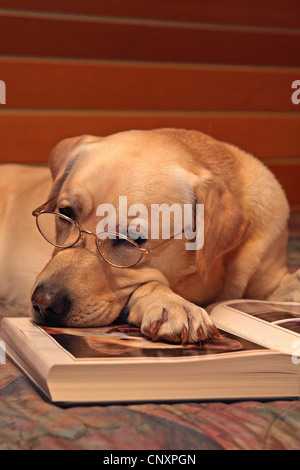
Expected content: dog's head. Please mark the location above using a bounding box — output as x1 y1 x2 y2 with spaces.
30 129 249 327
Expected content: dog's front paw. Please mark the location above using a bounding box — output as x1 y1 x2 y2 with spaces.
138 299 219 344
127 282 219 344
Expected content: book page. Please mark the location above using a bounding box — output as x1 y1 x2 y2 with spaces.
227 301 300 335
209 300 300 355
41 324 266 361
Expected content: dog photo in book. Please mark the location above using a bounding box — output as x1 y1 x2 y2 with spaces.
0 128 299 344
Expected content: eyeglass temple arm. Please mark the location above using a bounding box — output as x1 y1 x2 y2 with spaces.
143 231 184 253
32 194 59 216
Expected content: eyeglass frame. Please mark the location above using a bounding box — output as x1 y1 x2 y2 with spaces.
32 194 183 268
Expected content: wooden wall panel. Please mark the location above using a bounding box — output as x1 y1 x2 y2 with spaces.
0 0 299 29
0 2 299 204
0 13 299 66
0 112 299 163
1 58 299 112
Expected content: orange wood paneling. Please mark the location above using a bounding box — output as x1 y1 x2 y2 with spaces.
0 0 299 29
0 2 299 203
1 58 299 112
0 111 299 163
0 13 299 66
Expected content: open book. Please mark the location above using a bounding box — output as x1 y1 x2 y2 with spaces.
1 299 300 404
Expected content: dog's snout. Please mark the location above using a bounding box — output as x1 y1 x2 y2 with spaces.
31 283 71 322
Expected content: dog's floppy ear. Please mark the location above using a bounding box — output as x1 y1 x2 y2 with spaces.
47 136 84 203
194 176 250 279
47 135 101 207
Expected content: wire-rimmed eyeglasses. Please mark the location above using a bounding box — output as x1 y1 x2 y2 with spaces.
32 196 181 268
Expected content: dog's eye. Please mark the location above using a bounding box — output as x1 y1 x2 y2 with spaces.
112 237 133 248
134 237 147 245
127 232 147 245
58 207 75 220
112 236 147 248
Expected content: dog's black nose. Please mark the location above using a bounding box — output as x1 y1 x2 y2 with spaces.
31 284 71 322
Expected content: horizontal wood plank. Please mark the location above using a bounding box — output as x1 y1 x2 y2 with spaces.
1 58 300 112
0 111 298 203
0 0 299 29
0 111 299 162
0 13 299 66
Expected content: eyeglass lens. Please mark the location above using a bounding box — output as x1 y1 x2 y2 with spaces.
36 213 142 267
97 235 142 267
36 212 80 248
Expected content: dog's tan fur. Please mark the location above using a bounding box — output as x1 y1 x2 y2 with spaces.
0 129 299 343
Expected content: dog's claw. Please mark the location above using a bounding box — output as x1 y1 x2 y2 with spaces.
197 327 206 340
197 324 220 341
180 326 188 344
149 320 162 335
210 325 221 339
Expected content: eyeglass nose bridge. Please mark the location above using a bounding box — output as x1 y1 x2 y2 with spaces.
80 228 96 237
78 228 97 243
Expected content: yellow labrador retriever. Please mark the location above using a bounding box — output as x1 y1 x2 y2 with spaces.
0 128 299 343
